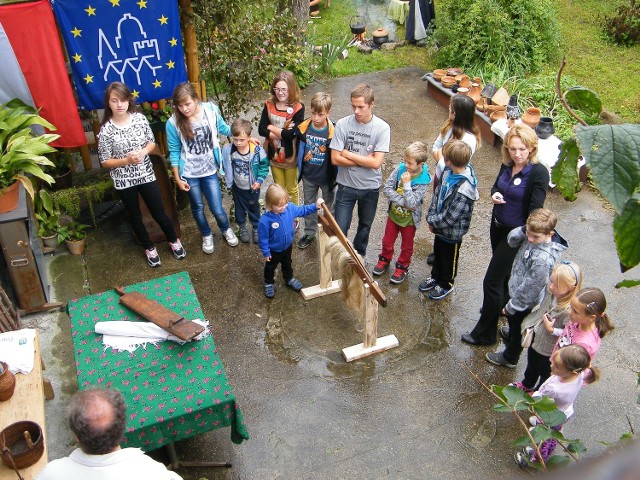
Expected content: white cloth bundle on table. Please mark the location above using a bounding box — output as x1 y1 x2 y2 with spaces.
95 319 209 353
0 327 36 374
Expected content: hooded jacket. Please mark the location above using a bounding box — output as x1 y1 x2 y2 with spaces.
166 102 230 180
426 165 479 241
258 203 318 256
505 227 568 315
383 163 432 227
295 117 337 185
221 142 269 189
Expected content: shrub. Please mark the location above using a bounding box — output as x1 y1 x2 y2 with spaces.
602 5 640 46
192 1 311 120
430 0 560 78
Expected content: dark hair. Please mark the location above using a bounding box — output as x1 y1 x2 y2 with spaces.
574 287 615 338
556 344 600 384
231 118 253 137
440 94 481 148
172 82 200 141
68 388 126 455
102 82 136 126
269 70 300 105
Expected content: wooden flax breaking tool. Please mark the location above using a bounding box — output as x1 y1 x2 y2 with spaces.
317 201 387 307
114 287 205 341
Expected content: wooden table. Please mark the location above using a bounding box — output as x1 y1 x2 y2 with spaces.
0 332 48 480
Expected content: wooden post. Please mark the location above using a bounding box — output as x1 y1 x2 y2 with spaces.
179 0 199 84
301 224 341 300
342 284 399 362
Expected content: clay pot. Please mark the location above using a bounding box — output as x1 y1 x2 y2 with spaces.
457 87 469 95
521 107 542 129
446 67 463 77
476 98 487 112
490 109 508 122
433 69 446 81
451 84 459 93
506 94 521 120
480 82 497 99
485 104 505 116
0 362 16 402
469 82 482 105
441 77 456 89
472 77 483 88
372 28 389 45
535 117 555 139
0 181 20 214
457 75 471 88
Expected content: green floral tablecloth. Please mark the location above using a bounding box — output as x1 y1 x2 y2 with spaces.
67 271 249 451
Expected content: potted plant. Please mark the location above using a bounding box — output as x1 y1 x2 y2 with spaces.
0 99 59 212
57 220 90 255
48 150 74 191
34 190 60 249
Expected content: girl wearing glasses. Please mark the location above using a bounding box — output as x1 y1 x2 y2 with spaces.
258 70 305 206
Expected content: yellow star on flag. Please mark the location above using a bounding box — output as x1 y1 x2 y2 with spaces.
168 37 178 47
108 0 120 6
152 79 162 88
71 27 82 38
158 15 168 25
132 90 140 99
72 53 82 63
84 74 94 84
165 60 175 69
85 5 96 16
137 0 147 8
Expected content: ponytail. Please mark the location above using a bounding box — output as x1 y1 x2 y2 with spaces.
574 287 615 338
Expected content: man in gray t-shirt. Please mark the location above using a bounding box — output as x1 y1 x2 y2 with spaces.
330 83 391 256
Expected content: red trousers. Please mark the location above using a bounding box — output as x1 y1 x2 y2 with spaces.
380 217 416 266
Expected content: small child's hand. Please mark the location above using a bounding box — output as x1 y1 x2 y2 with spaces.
251 181 261 191
400 171 411 183
316 197 324 210
428 224 434 233
263 256 271 262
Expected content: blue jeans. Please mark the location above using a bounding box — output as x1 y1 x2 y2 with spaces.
334 184 380 256
185 175 230 236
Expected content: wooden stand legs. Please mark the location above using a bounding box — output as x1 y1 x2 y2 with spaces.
165 442 231 470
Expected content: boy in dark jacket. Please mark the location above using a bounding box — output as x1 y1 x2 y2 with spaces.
420 140 479 300
294 92 337 249
222 119 269 243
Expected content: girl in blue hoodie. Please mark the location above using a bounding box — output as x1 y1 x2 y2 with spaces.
258 184 324 298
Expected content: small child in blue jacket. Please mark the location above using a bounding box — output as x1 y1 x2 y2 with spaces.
258 183 324 298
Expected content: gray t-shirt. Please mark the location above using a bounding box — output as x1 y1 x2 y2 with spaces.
231 149 252 190
330 114 390 189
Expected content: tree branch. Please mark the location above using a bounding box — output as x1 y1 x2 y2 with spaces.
556 56 588 127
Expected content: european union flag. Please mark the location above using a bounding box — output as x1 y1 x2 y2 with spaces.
52 0 188 109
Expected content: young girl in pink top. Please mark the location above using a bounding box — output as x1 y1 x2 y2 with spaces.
549 287 614 361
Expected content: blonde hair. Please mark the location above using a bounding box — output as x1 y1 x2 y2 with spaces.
502 124 539 166
265 183 289 210
310 92 332 113
404 141 430 165
551 261 583 311
442 139 472 168
351 83 374 104
573 287 615 338
526 208 557 234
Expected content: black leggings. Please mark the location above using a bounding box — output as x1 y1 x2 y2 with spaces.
118 181 177 249
264 245 293 284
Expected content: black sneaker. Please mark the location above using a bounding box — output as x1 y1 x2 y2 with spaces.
238 225 250 243
169 239 186 260
145 247 161 268
372 255 390 276
418 277 437 292
485 351 516 368
297 234 315 249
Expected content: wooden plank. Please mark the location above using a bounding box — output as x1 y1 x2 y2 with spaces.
301 280 342 300
342 334 399 362
0 331 48 480
362 284 378 348
317 203 387 307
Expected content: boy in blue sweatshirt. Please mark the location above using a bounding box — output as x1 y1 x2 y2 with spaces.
258 184 324 298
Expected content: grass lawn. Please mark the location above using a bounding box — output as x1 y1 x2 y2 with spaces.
308 0 639 122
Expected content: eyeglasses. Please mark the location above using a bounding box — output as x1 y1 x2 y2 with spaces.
274 88 288 93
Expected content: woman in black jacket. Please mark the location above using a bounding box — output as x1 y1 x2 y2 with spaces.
462 124 549 346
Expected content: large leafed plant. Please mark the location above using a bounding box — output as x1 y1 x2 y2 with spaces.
0 98 58 198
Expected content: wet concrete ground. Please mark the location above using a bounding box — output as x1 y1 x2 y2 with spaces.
22 68 640 479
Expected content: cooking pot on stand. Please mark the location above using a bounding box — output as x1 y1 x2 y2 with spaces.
372 28 389 45
350 16 366 35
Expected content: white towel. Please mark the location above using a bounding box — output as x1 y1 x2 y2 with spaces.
0 328 36 374
95 319 209 353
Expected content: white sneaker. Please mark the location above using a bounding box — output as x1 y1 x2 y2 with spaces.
202 234 214 254
223 228 238 247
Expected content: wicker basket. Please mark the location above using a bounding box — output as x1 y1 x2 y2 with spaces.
0 421 45 470
0 362 16 401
